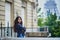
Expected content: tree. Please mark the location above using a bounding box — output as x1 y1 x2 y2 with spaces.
45 13 57 26
38 18 44 27
37 8 41 13
51 21 60 37
45 13 60 37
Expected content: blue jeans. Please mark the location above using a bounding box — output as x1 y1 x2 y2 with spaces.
17 33 24 38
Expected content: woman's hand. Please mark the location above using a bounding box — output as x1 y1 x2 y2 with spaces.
22 30 24 32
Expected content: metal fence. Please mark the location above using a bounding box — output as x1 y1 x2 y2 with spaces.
0 22 17 37
0 22 49 37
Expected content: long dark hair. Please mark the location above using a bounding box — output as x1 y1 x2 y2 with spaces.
14 16 22 32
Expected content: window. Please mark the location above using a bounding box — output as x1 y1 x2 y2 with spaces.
31 3 35 9
5 2 11 27
21 1 27 8
21 7 25 26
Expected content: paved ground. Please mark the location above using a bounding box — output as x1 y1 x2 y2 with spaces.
0 37 60 40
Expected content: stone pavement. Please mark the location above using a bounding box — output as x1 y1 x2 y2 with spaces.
0 37 60 40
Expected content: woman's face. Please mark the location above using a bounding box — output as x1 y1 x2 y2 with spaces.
18 18 22 23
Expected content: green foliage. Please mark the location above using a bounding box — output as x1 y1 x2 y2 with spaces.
51 21 60 37
45 13 60 37
45 13 57 26
38 18 44 27
37 8 41 13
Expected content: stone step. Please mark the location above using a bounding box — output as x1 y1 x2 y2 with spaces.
26 32 48 37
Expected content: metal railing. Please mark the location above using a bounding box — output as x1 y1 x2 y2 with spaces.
0 22 49 37
0 22 17 37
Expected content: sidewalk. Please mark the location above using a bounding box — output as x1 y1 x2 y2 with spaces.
0 37 60 40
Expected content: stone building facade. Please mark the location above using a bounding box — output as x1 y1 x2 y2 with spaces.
0 0 37 28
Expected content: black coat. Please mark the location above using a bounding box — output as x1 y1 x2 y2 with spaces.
15 24 26 33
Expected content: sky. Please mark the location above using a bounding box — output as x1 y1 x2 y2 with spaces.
38 0 60 13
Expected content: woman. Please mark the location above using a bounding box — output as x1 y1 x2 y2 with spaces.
14 16 26 37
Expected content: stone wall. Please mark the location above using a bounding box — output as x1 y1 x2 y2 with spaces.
0 0 5 27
